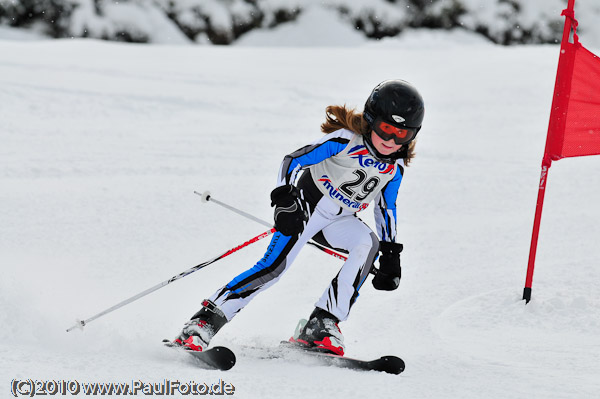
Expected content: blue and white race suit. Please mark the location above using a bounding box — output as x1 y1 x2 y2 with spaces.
209 129 404 322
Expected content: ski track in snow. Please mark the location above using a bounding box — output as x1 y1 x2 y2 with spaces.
1 34 600 398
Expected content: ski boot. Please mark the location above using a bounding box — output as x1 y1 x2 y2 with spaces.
290 308 345 356
173 299 227 352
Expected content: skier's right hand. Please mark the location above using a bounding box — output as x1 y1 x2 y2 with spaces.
270 184 308 236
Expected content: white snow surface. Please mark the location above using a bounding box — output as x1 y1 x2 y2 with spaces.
1 18 600 399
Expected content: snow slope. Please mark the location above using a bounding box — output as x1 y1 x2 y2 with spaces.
1 25 600 399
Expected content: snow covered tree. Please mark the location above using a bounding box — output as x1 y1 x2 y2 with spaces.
0 0 577 45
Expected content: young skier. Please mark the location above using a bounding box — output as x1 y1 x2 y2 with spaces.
173 79 425 356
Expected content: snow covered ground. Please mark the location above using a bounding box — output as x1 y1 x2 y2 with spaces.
1 13 600 399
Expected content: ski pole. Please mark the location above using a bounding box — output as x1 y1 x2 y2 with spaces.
66 228 276 332
196 190 272 229
194 190 348 262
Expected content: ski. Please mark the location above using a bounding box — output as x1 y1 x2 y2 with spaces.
277 341 405 375
163 339 236 371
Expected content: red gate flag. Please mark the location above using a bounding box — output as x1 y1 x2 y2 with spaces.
545 7 600 159
523 0 600 303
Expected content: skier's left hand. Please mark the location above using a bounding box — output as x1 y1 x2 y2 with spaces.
372 241 402 291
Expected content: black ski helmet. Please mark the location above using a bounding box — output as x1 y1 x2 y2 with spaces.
362 79 425 161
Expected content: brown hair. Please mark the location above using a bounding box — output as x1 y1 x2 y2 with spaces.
320 105 415 166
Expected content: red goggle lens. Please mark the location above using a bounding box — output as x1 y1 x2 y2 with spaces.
374 120 416 145
379 122 410 138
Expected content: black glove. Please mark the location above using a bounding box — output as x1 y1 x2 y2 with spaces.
372 241 403 291
270 185 308 236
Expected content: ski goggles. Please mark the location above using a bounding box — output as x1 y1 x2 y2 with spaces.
372 119 418 145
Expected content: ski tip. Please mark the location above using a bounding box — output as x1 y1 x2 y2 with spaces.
163 340 236 371
377 356 405 375
210 346 237 371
